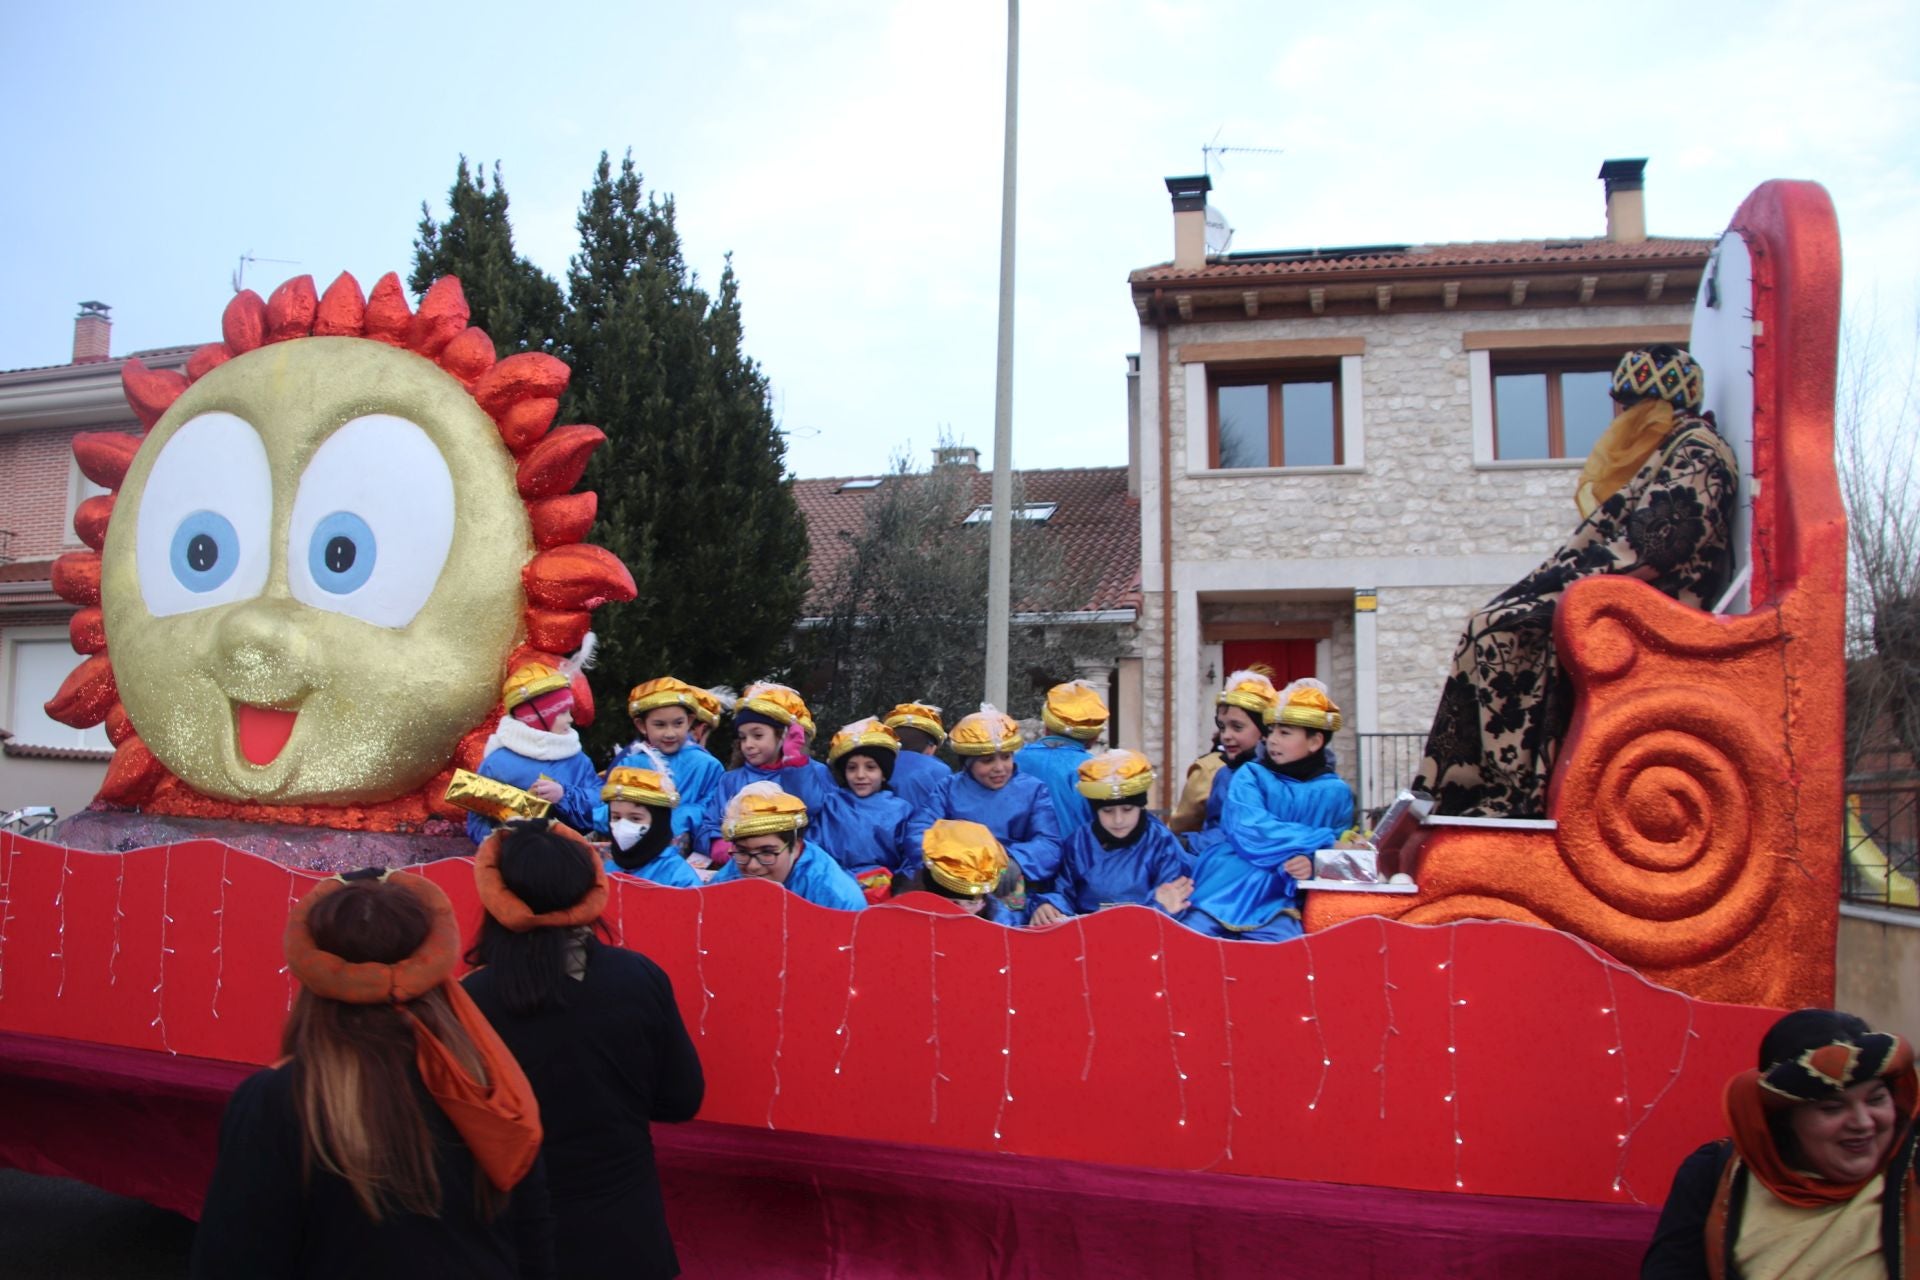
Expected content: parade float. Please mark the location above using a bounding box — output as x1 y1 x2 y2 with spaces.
0 180 1842 1276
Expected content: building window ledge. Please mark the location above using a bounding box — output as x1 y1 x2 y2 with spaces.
1184 464 1366 479
1472 458 1585 472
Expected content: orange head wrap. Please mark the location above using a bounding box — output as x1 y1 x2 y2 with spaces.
474 821 609 932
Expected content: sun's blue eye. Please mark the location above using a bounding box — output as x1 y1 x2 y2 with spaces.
168 510 240 593
307 512 377 594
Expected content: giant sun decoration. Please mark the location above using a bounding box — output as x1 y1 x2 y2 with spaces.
42 272 635 830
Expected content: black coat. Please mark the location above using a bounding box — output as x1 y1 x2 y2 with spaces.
1643 1134 1917 1279
464 938 704 1279
191 1063 554 1279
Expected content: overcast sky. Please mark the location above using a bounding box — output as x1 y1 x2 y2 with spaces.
4 0 1915 479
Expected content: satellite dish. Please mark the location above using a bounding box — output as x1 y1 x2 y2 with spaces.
1205 205 1234 256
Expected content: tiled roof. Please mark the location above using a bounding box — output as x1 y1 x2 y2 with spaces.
1130 236 1714 284
1 738 113 763
0 345 198 382
792 466 1141 618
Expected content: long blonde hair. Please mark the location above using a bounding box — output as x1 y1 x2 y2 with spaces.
283 880 497 1221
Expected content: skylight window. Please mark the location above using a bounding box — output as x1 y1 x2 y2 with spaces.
837 478 884 492
962 502 1057 525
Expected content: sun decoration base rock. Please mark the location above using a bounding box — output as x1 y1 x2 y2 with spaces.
49 807 473 872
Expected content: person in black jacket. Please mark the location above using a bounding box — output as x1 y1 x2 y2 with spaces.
193 869 553 1279
1643 1008 1918 1279
464 819 705 1279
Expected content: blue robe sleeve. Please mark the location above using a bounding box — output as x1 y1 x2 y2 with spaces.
1004 778 1064 883
1033 824 1094 917
1221 767 1349 875
549 752 604 834
668 748 724 840
903 773 957 874
1144 818 1194 884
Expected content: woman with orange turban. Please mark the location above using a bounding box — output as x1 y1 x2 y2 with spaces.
1642 1008 1918 1278
192 870 552 1278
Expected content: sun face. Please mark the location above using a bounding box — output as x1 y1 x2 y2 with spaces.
46 273 635 828
103 337 528 802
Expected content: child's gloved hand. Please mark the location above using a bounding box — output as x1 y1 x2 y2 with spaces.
774 721 810 770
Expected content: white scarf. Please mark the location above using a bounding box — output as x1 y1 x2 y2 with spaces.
486 715 583 762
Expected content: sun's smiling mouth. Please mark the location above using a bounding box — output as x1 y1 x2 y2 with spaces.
234 702 300 767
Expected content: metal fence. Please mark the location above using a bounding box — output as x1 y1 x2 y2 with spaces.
1354 733 1428 819
1843 772 1919 912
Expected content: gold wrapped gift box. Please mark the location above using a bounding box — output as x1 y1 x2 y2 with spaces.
443 769 553 823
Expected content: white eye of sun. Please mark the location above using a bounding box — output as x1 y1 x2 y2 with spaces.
286 415 455 628
135 412 273 618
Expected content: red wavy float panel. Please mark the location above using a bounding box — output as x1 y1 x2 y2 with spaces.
0 833 1778 1205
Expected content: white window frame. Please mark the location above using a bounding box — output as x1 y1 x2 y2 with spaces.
3 625 111 752
1185 354 1365 477
1467 326 1690 470
63 451 110 549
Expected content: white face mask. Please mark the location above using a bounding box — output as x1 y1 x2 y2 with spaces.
609 818 650 852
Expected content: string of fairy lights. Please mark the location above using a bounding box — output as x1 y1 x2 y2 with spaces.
1441 929 1464 1188
0 840 1752 1204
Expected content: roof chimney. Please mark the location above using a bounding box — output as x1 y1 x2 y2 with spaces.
933 443 980 471
73 301 112 364
1598 159 1647 244
1165 175 1211 270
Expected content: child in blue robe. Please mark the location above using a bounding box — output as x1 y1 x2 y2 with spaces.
1029 750 1191 926
696 681 835 856
1181 670 1279 859
600 758 701 889
610 677 724 846
882 702 954 812
706 782 866 911
906 705 1063 895
1163 679 1353 943
810 718 915 898
910 819 1021 924
468 661 602 844
1013 679 1107 833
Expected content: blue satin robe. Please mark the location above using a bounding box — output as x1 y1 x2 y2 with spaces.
810 788 915 873
709 839 868 911
1181 763 1352 942
1184 746 1261 858
1013 736 1095 832
466 743 603 844
604 850 702 889
609 740 724 841
906 767 1063 883
1035 815 1193 918
696 758 835 851
888 749 953 812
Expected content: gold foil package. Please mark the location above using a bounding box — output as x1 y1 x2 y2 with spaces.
443 768 553 823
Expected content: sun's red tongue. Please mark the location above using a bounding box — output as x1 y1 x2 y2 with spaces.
236 704 298 767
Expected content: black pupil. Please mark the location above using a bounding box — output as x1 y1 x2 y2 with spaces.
325 536 356 574
187 533 219 572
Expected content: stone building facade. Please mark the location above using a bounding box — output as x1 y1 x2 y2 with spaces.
1130 162 1713 809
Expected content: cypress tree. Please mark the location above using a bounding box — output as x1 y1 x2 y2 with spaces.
411 157 565 356
561 151 810 757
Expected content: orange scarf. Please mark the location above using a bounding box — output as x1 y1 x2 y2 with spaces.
1724 1062 1920 1208
408 980 543 1192
1574 399 1675 520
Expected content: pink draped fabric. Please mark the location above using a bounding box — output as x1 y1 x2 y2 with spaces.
0 1031 1657 1276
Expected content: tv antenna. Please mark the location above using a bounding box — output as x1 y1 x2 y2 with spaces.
232 251 301 294
1202 129 1286 177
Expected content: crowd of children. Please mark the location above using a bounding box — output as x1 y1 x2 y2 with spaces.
463 660 1359 942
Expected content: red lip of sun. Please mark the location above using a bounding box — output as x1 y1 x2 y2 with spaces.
43 271 637 831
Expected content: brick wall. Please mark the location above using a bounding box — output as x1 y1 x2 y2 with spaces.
0 423 139 561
